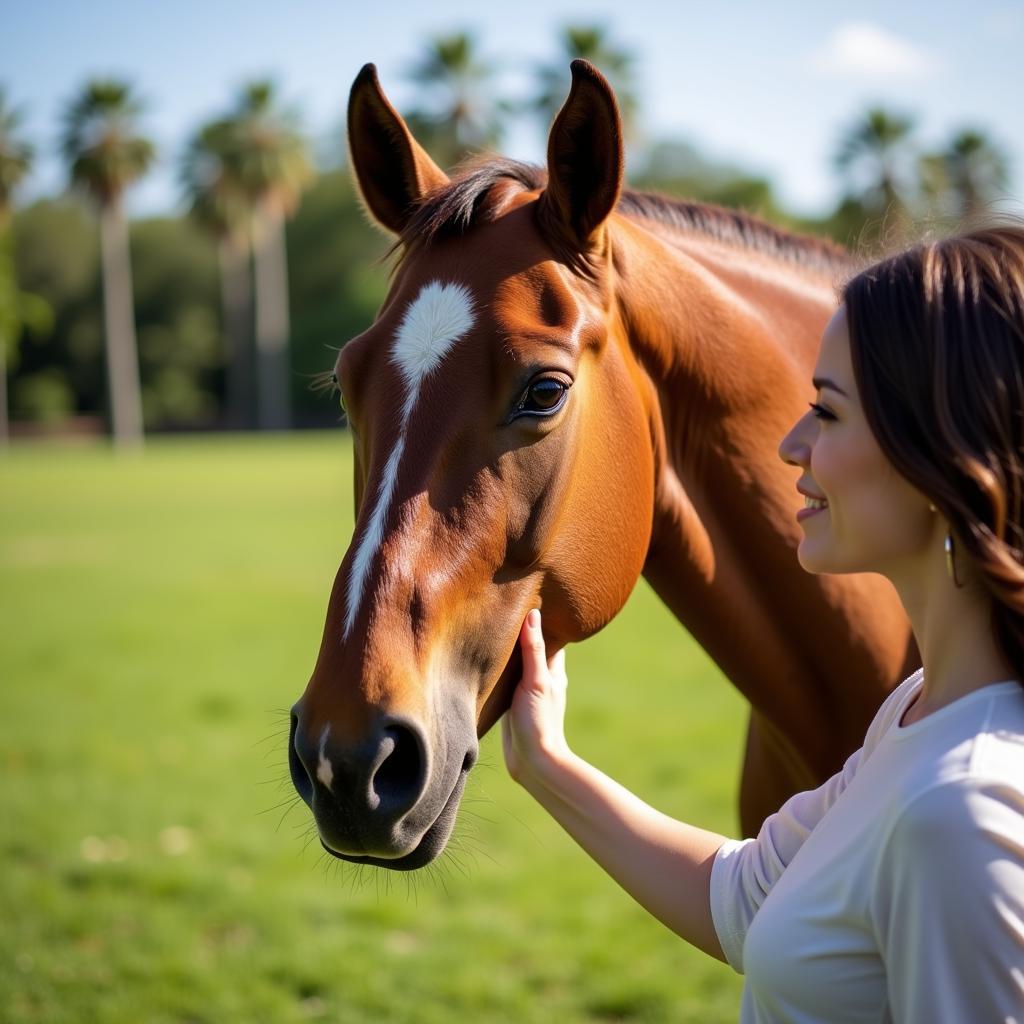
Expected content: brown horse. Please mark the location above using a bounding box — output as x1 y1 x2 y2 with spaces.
287 60 916 870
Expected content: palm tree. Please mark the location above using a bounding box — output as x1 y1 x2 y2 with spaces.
834 108 916 222
216 82 312 431
180 119 254 428
940 129 1010 220
0 88 33 446
405 33 507 169
532 26 638 140
61 80 154 448
916 150 950 217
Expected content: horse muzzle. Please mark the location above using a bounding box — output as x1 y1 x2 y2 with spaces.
288 702 477 870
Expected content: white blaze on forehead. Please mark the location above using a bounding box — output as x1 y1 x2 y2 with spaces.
393 281 476 390
343 281 476 638
316 723 333 788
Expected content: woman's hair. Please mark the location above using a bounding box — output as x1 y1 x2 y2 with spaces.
843 224 1024 686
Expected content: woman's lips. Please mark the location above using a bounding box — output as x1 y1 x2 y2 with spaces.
796 497 829 522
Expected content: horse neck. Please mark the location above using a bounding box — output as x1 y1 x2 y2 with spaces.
612 217 837 549
611 218 911 775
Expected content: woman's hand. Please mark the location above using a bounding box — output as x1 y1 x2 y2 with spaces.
498 609 728 962
502 608 570 786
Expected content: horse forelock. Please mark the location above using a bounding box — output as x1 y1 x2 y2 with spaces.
391 158 547 267
389 156 853 278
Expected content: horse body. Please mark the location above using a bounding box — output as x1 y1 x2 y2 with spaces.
287 61 915 870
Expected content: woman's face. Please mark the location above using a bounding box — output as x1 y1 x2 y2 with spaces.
778 306 933 577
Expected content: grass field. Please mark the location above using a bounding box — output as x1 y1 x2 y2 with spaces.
1 433 747 1023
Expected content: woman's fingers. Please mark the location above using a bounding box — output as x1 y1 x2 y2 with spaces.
505 608 570 782
519 608 548 690
519 609 567 685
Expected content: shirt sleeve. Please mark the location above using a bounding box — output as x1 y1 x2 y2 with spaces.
710 744 864 972
872 778 1024 1022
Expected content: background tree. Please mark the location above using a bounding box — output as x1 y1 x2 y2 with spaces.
8 177 384 436
61 79 154 447
0 88 34 445
404 33 507 169
218 82 312 431
10 199 98 426
833 107 916 236
936 129 1010 221
287 168 391 426
11 196 221 433
633 138 788 223
916 149 950 220
532 26 638 141
180 119 254 428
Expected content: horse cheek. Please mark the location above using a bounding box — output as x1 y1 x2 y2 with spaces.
545 369 655 639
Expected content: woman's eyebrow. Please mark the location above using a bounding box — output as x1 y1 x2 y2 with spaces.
812 376 849 398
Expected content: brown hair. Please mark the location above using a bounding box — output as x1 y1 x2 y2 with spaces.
843 224 1024 687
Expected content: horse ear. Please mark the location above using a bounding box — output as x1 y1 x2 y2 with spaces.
347 63 450 235
540 59 624 255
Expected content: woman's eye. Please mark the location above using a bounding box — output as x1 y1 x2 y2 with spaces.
809 401 835 422
516 379 568 416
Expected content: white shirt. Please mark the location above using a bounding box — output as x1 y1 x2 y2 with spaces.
710 669 1024 1023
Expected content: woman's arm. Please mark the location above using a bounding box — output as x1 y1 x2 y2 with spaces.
502 609 729 962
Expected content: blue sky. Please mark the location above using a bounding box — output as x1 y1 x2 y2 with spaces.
3 0 1022 218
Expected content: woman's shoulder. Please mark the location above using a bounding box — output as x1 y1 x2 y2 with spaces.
885 682 1024 842
970 681 1024 778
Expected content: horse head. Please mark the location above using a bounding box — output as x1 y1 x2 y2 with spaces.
288 61 658 869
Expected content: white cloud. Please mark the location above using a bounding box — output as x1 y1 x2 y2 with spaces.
808 22 939 80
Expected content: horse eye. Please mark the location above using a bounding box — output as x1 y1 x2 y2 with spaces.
517 378 567 416
530 380 564 409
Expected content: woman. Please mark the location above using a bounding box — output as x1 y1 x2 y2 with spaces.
502 226 1024 1021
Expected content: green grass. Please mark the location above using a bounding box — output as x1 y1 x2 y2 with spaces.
1 433 747 1023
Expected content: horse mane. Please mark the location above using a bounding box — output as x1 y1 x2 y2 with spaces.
616 191 854 275
395 156 854 277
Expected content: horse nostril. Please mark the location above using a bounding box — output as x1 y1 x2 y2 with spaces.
288 710 313 806
371 723 426 815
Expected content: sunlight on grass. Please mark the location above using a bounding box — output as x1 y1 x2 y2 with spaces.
1 434 746 1022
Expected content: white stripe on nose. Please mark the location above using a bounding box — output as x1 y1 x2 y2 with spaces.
316 723 333 788
343 281 476 639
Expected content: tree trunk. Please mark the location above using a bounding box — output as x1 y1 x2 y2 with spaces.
99 199 144 448
253 205 290 431
219 233 254 429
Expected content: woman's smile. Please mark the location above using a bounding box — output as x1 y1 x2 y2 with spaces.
796 495 829 522
796 483 829 522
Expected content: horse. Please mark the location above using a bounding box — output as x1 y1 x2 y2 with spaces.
286 60 917 870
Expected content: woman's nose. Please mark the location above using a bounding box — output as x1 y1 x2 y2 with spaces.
778 409 814 468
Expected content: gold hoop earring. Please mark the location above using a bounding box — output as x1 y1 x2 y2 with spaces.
945 532 963 588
